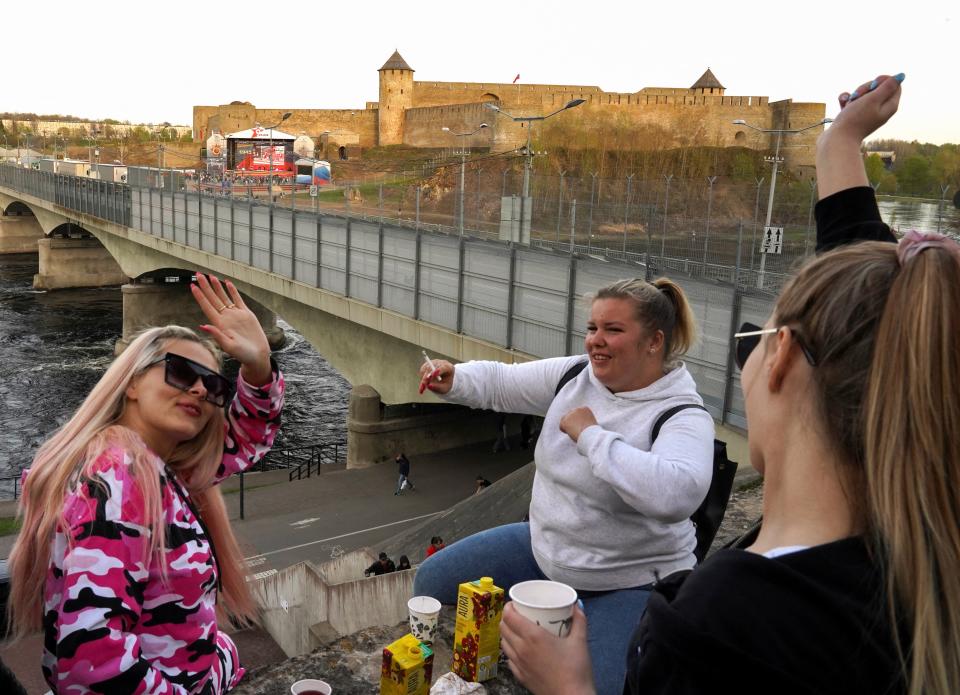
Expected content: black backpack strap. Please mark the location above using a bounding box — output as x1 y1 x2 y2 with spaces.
650 404 708 442
554 359 589 396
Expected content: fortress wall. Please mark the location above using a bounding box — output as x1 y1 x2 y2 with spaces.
197 103 257 140
411 81 602 110
399 98 809 161
194 106 378 148
777 100 827 169
546 92 769 108
402 103 496 149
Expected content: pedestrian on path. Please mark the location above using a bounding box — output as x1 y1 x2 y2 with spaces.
365 552 396 576
492 413 510 453
6 273 285 695
475 474 492 494
426 536 445 557
395 452 414 494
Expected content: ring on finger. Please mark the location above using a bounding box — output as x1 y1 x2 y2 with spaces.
226 302 236 309
216 304 226 313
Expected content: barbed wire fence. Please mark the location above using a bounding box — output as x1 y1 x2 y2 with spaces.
318 160 827 295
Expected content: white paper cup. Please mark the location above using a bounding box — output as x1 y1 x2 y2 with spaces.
407 595 442 643
290 679 332 695
508 580 578 638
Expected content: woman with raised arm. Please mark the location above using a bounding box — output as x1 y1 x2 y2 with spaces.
7 273 284 694
503 73 960 695
415 277 714 695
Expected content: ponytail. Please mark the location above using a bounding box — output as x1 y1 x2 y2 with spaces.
864 244 960 695
775 236 960 695
652 277 697 362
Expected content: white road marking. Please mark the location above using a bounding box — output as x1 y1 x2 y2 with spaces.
246 556 267 568
289 517 320 527
246 569 278 582
243 510 444 561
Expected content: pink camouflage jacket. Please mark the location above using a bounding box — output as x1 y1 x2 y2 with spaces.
41 365 284 694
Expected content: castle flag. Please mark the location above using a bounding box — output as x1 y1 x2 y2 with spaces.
513 74 520 84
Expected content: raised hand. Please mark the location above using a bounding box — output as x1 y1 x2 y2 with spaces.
831 73 903 142
816 73 904 200
418 359 455 395
190 273 273 386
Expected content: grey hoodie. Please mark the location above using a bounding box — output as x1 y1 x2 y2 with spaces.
445 355 715 590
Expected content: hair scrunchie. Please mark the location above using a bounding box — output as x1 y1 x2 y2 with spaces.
897 229 960 266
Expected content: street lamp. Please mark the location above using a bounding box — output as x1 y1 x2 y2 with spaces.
731 117 832 288
441 123 488 235
266 112 292 203
485 98 585 243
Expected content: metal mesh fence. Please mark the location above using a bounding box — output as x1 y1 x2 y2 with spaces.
317 166 827 295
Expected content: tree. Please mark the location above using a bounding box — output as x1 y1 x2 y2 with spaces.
931 145 960 191
896 155 934 196
876 171 898 195
864 154 886 188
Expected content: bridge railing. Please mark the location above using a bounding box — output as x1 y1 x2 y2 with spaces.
0 164 781 429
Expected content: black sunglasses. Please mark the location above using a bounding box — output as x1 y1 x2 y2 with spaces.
734 322 817 371
147 352 234 407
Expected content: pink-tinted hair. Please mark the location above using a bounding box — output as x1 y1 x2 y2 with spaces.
8 326 256 639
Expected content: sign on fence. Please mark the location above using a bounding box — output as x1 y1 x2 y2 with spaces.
761 226 783 254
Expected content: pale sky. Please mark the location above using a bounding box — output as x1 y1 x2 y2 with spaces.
6 0 956 145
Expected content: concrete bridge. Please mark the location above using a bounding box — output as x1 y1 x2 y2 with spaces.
0 165 771 464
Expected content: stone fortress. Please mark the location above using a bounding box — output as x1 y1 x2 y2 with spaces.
193 50 826 170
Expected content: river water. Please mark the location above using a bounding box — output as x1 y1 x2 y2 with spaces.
0 254 350 498
877 197 960 237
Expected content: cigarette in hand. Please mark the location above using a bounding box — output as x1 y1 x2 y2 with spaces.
422 350 442 381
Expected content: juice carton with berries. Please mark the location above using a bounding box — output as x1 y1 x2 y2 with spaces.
452 576 504 682
380 633 434 695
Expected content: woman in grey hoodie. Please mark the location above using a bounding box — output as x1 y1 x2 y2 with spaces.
414 277 714 695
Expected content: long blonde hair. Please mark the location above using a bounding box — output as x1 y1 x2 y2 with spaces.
590 277 697 366
775 240 960 695
8 326 257 639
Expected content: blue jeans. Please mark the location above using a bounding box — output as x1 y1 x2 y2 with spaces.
413 523 650 695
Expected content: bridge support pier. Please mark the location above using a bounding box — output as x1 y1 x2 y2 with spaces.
33 237 128 289
347 384 522 469
0 215 44 254
116 281 286 354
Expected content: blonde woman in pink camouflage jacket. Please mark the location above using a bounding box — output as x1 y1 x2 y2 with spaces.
8 273 284 694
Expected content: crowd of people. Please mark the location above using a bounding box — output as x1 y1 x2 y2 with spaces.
3 72 959 695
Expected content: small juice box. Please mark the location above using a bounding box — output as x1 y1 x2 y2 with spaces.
380 633 434 695
452 576 505 682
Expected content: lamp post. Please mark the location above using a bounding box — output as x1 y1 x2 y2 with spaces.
731 117 832 288
266 112 292 204
485 98 585 243
441 123 488 235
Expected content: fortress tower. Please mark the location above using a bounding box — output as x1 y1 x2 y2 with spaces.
377 50 414 146
691 68 725 96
